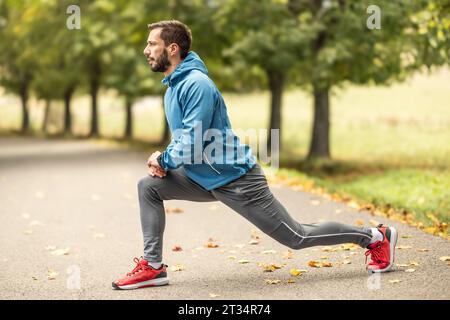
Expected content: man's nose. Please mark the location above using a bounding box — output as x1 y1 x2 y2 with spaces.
143 46 149 56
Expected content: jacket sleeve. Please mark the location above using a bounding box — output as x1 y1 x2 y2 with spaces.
158 79 216 171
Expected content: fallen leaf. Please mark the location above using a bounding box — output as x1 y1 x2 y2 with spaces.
205 242 219 248
283 250 294 259
287 279 296 284
355 219 365 226
401 235 413 239
172 245 183 252
340 243 360 251
265 279 281 284
227 255 236 260
289 269 306 277
32 276 38 281
320 256 329 260
342 260 352 265
417 248 430 252
388 279 402 284
405 269 416 273
259 263 282 272
50 248 70 256
165 207 184 214
47 269 59 280
170 264 185 272
248 239 260 245
238 259 250 264
308 260 332 268
439 256 450 262
409 261 420 266
396 245 412 250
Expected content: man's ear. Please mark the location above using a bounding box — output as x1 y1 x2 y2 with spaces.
168 43 179 57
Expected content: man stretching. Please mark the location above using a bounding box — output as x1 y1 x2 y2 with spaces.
112 20 398 290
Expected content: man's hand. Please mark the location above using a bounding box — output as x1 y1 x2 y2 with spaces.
147 151 166 178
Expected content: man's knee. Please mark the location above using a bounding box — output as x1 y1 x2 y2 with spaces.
137 176 162 198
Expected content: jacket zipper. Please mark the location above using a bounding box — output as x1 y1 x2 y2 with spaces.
203 152 221 175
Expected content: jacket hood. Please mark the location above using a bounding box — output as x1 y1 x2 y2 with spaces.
162 51 208 87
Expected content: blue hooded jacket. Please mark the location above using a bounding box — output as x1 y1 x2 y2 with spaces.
158 51 256 190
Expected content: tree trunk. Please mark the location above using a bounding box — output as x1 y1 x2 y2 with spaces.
89 78 99 138
160 94 170 145
124 97 133 139
308 85 330 159
267 71 285 154
42 99 50 133
20 85 29 133
63 87 74 135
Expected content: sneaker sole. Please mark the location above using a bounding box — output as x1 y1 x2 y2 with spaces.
112 277 169 290
368 227 398 273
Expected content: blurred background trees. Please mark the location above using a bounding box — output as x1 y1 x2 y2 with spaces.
0 0 448 159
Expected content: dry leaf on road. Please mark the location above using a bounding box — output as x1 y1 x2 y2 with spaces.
50 248 70 256
170 264 185 272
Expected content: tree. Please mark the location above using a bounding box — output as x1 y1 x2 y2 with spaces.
216 0 315 153
0 0 38 133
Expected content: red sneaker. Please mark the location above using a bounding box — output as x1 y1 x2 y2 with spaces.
112 257 169 290
365 224 398 273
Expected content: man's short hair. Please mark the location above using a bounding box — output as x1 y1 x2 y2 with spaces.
148 20 192 59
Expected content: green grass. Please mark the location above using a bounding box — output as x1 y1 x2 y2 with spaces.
1 68 449 227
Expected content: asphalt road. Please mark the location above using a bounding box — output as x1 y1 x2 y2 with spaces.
0 136 449 300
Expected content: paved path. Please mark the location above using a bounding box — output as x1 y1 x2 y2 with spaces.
0 136 449 300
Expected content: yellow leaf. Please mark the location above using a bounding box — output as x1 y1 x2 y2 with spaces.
238 259 250 264
50 248 70 256
289 268 305 277
396 245 412 250
401 235 413 239
439 256 450 262
227 255 236 260
47 269 59 280
265 279 281 284
389 279 402 284
170 264 185 272
417 248 430 252
283 250 294 259
355 219 365 226
308 261 322 268
248 239 260 245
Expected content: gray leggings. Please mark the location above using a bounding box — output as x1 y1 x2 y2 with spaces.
137 163 373 262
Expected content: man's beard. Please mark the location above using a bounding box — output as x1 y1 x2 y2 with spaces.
150 49 171 72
